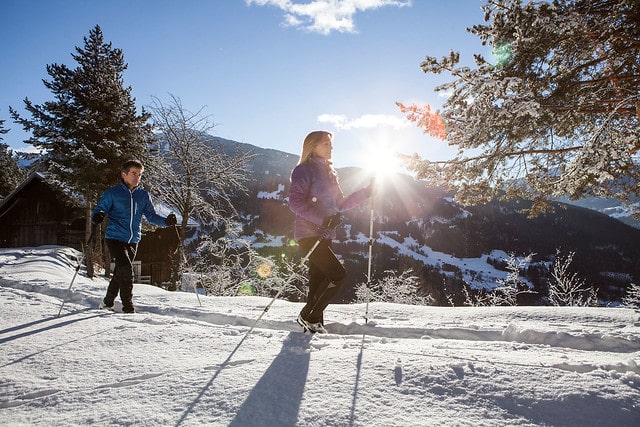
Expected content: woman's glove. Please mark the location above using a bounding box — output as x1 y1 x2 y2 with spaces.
321 213 342 231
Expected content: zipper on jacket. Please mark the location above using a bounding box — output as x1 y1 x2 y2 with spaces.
128 189 134 243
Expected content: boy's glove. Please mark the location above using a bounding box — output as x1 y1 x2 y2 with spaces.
92 211 105 225
165 213 177 226
321 213 342 231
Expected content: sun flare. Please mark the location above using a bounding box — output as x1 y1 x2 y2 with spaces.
364 142 402 178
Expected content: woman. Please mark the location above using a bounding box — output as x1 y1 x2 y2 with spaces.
288 131 373 333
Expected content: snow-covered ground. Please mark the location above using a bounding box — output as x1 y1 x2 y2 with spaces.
1 246 639 426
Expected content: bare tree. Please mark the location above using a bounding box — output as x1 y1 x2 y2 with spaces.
490 253 535 306
462 253 536 306
146 95 253 289
549 250 598 306
192 222 306 301
354 269 433 306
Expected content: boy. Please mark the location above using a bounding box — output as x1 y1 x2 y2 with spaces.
92 160 177 313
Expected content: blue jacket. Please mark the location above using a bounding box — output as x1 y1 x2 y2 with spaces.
93 181 167 244
288 156 370 241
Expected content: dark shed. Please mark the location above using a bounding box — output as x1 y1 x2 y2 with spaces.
0 173 84 249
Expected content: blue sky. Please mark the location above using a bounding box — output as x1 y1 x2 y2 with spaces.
2 0 490 170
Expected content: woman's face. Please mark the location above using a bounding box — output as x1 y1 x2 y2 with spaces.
314 136 333 160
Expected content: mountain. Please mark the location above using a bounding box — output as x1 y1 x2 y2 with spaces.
560 196 640 229
206 137 640 305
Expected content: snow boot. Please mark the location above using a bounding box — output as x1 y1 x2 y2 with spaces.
99 301 114 311
297 314 327 334
122 305 136 314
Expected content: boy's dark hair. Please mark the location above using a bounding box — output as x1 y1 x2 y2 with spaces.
121 159 144 173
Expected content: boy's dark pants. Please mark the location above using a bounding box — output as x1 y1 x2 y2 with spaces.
103 239 138 312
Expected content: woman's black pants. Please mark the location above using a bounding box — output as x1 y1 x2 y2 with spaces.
298 238 346 324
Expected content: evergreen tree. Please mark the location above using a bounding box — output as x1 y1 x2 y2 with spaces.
0 119 26 196
11 25 152 199
10 25 152 275
0 119 7 139
401 0 640 216
622 282 640 309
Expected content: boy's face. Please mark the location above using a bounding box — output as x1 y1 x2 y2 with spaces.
121 167 143 189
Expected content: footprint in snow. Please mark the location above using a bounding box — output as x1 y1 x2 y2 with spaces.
204 359 255 370
96 372 164 389
0 389 60 408
394 358 403 386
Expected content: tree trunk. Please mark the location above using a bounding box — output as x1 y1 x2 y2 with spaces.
169 223 183 291
84 202 95 277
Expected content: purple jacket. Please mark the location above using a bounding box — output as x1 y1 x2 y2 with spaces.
288 156 370 241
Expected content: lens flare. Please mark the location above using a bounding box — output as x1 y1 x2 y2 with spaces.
493 41 513 68
238 281 256 296
256 263 272 279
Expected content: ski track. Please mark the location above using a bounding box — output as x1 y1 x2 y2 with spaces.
1 285 638 390
2 275 639 357
0 389 61 409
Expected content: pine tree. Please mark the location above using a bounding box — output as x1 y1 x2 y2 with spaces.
10 25 153 275
622 282 640 309
0 119 26 196
11 25 151 197
402 0 640 216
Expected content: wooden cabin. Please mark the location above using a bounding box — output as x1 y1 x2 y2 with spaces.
0 172 85 249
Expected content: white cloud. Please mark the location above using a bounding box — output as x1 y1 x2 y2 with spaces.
318 113 410 130
246 0 412 34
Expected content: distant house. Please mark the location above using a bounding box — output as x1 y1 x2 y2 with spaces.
0 172 180 285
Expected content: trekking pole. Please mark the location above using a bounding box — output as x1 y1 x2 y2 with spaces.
364 186 375 323
56 226 97 318
173 224 201 306
242 217 338 336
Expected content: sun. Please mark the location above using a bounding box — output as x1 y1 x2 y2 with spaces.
363 141 402 178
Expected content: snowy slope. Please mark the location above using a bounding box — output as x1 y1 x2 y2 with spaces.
1 246 639 426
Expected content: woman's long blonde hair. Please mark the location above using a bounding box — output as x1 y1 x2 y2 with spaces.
298 130 333 165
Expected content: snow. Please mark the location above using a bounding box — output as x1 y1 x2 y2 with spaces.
243 230 288 248
256 184 286 200
1 246 639 426
353 231 523 290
